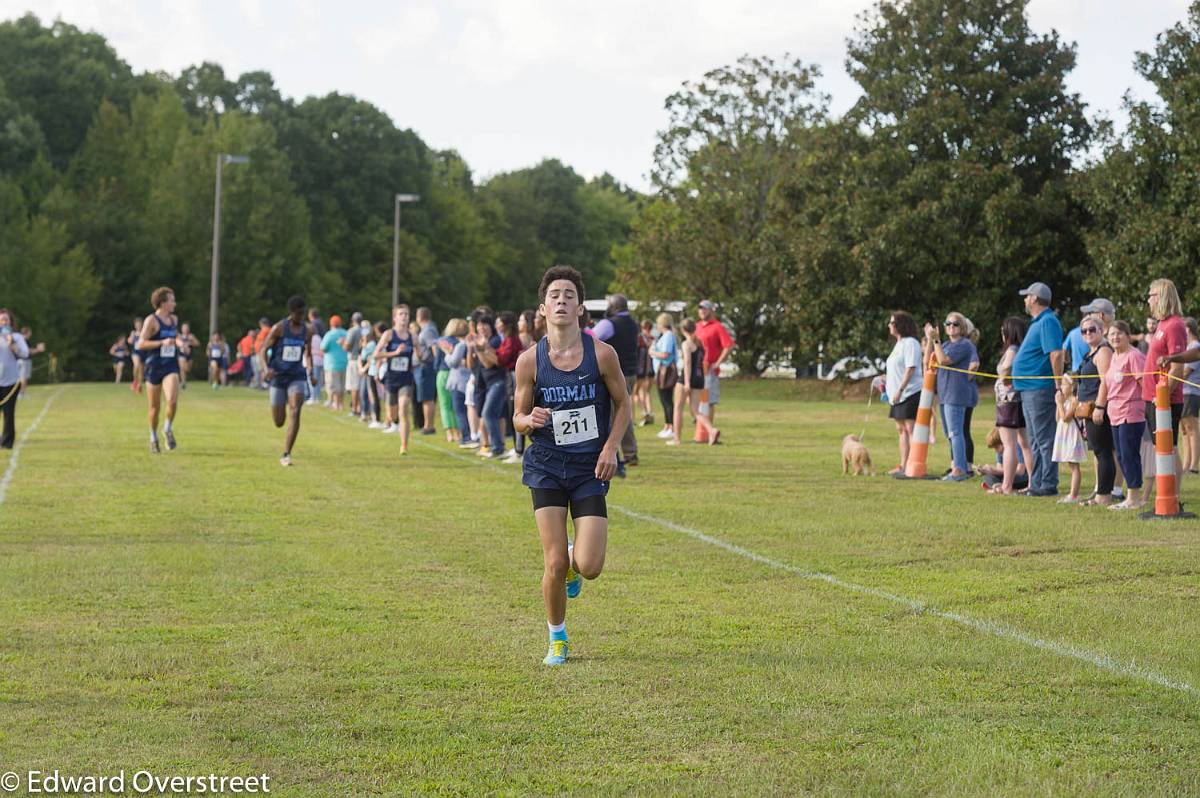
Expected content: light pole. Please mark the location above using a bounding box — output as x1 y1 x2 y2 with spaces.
209 153 250 339
392 193 420 308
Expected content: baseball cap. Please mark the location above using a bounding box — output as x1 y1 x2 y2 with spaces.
1080 298 1115 317
1017 282 1052 303
698 300 716 310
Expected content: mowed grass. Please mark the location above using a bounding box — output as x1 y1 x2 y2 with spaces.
2 380 1200 796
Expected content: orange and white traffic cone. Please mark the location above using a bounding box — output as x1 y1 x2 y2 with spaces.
1142 375 1195 519
694 389 710 443
899 355 939 480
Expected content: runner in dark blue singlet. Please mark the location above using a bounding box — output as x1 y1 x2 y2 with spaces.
136 287 182 453
513 265 632 666
374 304 415 456
261 296 316 467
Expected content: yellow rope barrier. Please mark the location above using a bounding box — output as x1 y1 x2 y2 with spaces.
930 363 1200 392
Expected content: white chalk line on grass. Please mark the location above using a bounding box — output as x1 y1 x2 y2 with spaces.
0 388 62 508
316 416 1198 695
612 505 1196 695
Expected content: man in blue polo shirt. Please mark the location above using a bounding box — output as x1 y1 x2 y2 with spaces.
1013 282 1064 496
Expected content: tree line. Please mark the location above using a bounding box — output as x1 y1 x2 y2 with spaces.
6 1 1200 379
0 13 638 378
616 0 1200 373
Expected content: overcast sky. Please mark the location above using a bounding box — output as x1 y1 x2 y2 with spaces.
1 0 1191 190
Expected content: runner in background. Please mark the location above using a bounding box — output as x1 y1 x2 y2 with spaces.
261 296 315 467
128 317 144 394
176 322 200 390
137 287 183 453
110 334 129 383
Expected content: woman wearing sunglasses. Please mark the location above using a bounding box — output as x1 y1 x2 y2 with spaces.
926 312 980 481
1079 313 1117 505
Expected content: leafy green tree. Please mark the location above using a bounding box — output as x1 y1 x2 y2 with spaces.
0 14 136 168
618 55 828 373
1076 1 1200 316
0 180 99 373
822 0 1092 363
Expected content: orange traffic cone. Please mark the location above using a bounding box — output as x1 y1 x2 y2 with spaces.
898 354 938 480
1141 375 1195 519
694 389 710 443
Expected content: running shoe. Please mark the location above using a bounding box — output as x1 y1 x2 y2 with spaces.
149 439 160 454
656 428 673 439
382 424 398 434
565 546 581 599
165 429 177 451
502 452 523 465
280 453 292 467
543 638 569 666
368 421 384 430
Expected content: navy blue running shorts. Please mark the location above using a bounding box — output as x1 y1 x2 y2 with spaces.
522 444 608 503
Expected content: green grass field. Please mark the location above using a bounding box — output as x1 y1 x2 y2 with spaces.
3 380 1200 796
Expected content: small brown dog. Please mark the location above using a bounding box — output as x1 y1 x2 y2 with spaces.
841 434 874 476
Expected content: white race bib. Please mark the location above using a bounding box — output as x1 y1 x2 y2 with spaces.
160 343 176 358
282 345 303 362
552 405 599 447
390 356 410 372
210 347 222 359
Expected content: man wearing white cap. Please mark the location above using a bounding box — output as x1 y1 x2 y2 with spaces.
1013 282 1064 496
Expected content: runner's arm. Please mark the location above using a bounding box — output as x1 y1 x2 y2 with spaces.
260 324 282 381
512 349 548 436
374 330 393 362
137 317 161 351
595 341 631 482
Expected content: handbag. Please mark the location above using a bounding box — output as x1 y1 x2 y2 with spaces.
655 362 678 391
1074 400 1095 420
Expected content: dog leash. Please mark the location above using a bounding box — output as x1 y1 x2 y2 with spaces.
859 388 873 443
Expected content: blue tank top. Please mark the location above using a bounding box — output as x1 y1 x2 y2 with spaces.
383 330 414 386
530 334 610 457
270 319 309 381
147 313 177 367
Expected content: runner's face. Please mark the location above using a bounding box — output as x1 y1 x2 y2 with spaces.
160 293 176 314
0 313 9 328
394 308 409 328
542 280 581 327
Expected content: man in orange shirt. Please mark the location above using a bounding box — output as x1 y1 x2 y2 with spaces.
237 328 256 386
695 300 734 426
252 317 272 389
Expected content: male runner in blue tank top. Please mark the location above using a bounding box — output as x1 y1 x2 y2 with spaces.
260 295 317 467
513 265 632 666
137 287 183 453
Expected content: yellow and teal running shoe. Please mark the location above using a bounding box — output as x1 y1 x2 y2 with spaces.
543 638 569 666
565 543 581 599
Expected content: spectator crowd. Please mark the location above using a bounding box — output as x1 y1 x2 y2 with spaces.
883 277 1200 511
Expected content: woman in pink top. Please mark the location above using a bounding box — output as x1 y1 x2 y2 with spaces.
1105 321 1147 510
1144 279 1187 500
